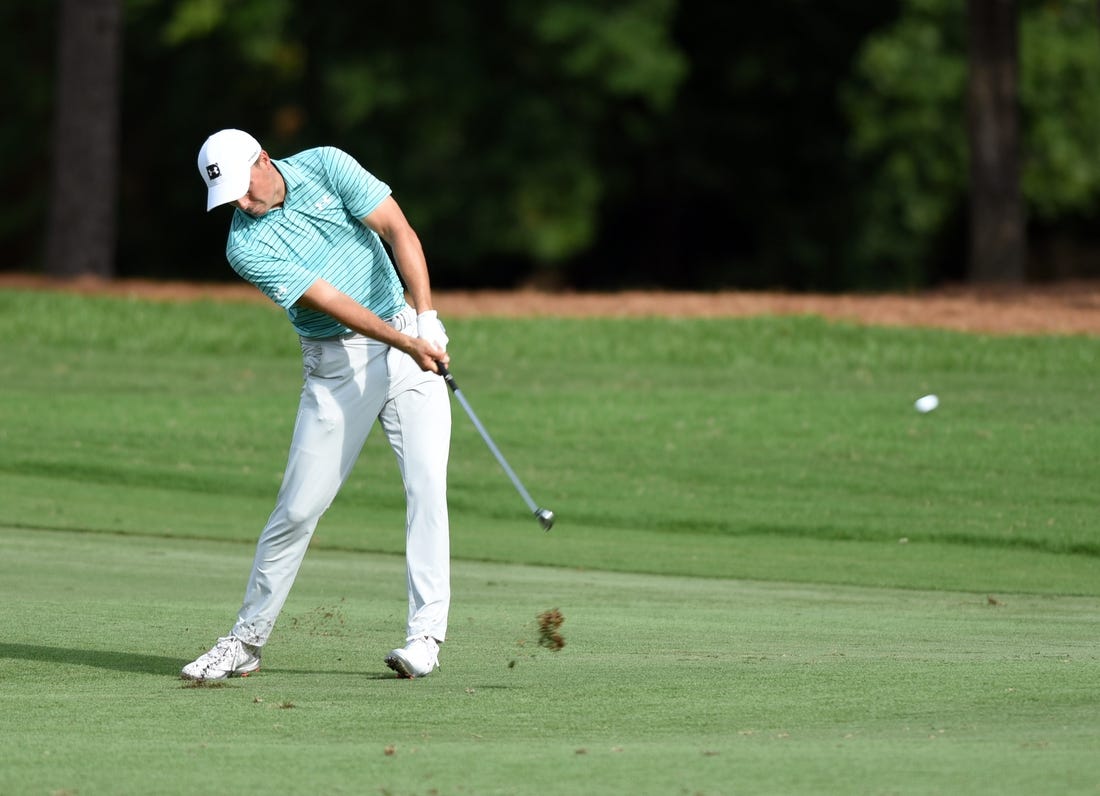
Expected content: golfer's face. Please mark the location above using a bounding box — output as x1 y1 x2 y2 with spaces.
233 157 280 217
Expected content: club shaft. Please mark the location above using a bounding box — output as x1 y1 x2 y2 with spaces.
439 365 540 514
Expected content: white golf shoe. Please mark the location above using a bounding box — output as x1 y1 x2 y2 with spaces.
180 636 261 681
384 636 440 678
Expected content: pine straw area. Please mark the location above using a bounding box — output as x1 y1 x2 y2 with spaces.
3 274 1099 336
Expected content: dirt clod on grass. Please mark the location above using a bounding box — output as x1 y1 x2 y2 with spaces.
537 608 566 652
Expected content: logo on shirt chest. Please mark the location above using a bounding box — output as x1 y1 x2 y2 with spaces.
314 194 334 211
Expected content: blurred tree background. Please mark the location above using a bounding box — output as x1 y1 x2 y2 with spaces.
4 0 1100 291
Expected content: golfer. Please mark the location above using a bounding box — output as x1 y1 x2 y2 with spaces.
182 129 452 680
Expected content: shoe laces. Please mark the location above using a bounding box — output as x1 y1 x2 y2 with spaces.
211 635 255 665
208 636 238 659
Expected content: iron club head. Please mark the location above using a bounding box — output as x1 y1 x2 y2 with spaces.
535 508 555 531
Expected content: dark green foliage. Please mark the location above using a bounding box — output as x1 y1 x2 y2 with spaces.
843 0 1100 285
1 1 896 288
7 1 1100 287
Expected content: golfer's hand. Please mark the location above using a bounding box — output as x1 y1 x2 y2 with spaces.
407 337 449 373
417 310 449 351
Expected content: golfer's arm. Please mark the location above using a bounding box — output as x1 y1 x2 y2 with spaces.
362 196 434 314
296 278 413 352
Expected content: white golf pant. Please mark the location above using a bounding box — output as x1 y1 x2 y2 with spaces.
231 306 451 647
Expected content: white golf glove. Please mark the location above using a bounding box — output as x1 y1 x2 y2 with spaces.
417 310 449 351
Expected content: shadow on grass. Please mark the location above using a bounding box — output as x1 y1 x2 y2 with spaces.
0 642 183 674
0 643 385 678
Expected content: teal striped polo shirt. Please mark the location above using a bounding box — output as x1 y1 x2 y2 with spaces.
225 147 406 338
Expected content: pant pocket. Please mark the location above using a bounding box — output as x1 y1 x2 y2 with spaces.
300 341 323 378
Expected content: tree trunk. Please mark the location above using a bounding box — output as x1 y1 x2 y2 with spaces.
966 0 1025 283
45 0 122 278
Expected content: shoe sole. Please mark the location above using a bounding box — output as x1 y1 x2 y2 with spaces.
385 652 438 679
384 653 417 678
180 664 261 682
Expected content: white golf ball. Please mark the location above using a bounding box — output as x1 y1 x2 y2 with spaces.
914 394 939 413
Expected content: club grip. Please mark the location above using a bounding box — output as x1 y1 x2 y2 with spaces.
436 361 458 391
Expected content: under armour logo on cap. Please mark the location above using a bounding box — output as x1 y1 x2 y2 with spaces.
206 163 222 181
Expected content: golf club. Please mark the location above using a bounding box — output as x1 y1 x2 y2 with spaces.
437 362 554 531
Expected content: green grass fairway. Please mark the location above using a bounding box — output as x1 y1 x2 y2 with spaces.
1 528 1097 796
1 289 1098 794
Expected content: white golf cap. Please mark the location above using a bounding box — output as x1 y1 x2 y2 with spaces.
197 129 262 211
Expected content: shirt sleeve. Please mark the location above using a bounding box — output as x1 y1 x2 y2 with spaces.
322 148 392 219
227 244 317 309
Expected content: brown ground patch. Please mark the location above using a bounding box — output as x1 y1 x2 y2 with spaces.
2 273 1099 336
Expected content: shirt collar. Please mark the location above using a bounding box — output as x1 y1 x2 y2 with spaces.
272 158 304 207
